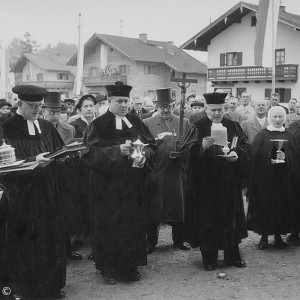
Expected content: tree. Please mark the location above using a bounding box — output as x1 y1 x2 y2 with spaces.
20 32 40 54
8 37 24 66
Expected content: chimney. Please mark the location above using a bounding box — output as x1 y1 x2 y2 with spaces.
280 5 286 12
139 34 147 43
167 41 174 55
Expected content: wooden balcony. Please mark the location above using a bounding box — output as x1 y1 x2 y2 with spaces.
83 75 127 86
208 64 298 83
17 81 74 90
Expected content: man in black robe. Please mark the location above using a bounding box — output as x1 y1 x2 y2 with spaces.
0 85 66 299
180 92 250 271
82 81 157 284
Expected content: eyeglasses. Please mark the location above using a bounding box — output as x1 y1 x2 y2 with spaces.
22 100 43 109
47 109 61 116
158 105 173 111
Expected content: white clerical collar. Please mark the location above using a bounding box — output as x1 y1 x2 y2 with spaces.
267 125 285 132
80 114 95 125
17 111 41 135
109 110 133 129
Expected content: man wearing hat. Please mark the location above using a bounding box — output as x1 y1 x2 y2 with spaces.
95 94 109 117
0 85 66 298
42 92 75 145
143 88 191 254
180 92 250 271
82 81 157 284
63 98 76 119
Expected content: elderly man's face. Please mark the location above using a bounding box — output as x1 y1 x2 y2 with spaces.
270 95 280 106
228 98 238 112
255 100 267 115
241 93 251 106
43 107 61 125
205 104 225 123
109 97 129 117
295 103 300 114
20 100 43 121
191 105 204 113
157 103 174 120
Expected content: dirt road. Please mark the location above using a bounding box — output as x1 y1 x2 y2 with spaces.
65 226 300 300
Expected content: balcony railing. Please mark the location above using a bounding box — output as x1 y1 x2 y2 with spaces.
17 81 74 90
83 75 127 86
208 64 298 82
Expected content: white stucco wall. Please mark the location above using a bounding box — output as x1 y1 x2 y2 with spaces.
206 11 300 100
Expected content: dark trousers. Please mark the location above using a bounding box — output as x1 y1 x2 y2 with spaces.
146 222 185 246
201 244 241 265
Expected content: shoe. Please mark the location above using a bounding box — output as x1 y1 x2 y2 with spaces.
88 253 94 261
204 264 216 271
274 235 287 249
226 259 246 268
67 251 82 260
258 236 268 250
287 233 300 243
147 244 156 255
173 243 191 251
46 290 66 299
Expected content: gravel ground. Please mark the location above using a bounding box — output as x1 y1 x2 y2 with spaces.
65 226 300 300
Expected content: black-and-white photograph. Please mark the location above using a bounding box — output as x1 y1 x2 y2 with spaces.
1 0 300 299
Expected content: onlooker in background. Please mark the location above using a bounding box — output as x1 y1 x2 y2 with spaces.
70 95 96 138
142 97 157 119
130 95 147 118
228 97 239 112
95 94 108 117
184 94 196 118
0 100 12 115
285 101 300 128
64 98 76 119
190 101 204 114
288 98 297 114
269 93 289 114
241 99 269 144
236 92 255 120
224 98 247 124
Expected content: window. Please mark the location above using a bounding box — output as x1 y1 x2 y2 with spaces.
119 65 130 75
275 49 285 65
265 88 291 103
89 67 97 77
251 16 257 27
148 90 157 101
57 73 69 80
144 64 161 75
220 52 242 66
36 73 43 81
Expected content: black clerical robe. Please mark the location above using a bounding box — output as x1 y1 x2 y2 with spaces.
82 110 156 271
247 129 299 235
180 117 249 250
0 114 66 297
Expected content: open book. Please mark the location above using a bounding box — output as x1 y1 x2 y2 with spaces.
44 142 87 159
0 161 39 174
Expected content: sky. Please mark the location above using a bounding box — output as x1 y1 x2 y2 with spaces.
1 0 300 62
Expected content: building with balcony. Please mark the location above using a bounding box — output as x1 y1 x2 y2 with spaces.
181 1 300 102
67 33 207 101
13 53 76 98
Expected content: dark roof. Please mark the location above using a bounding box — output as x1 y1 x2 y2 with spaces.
13 53 77 75
67 33 207 75
181 1 300 51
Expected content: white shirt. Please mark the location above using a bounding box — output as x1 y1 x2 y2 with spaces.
17 111 41 135
256 117 266 128
109 110 133 129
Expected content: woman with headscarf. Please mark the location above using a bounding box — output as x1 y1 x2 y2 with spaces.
247 106 299 250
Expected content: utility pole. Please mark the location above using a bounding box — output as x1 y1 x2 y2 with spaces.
120 19 123 36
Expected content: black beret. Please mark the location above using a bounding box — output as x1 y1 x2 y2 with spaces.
191 101 204 108
42 92 62 108
203 92 227 104
106 81 132 98
12 85 48 102
95 94 107 103
156 88 174 105
76 94 96 110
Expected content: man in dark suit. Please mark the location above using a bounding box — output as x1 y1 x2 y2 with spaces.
270 92 289 114
130 95 147 119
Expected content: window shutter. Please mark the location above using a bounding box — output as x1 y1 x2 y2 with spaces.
144 65 148 75
220 53 226 66
237 52 243 65
127 65 130 75
283 88 291 103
